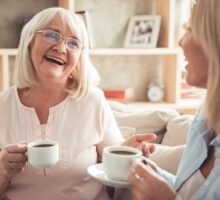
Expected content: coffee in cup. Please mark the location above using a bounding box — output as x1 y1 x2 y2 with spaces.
27 140 59 168
102 146 142 181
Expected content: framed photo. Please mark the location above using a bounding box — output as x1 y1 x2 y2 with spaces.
124 15 161 48
75 10 94 48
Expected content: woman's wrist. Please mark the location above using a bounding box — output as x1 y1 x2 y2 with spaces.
0 149 12 182
0 167 11 181
0 173 11 196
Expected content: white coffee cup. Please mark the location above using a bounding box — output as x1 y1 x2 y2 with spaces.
102 146 142 181
27 140 59 168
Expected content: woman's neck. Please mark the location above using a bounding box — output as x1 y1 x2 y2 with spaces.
200 145 215 178
19 84 68 108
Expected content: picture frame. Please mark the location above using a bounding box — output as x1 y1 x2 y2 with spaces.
75 10 94 48
124 15 161 48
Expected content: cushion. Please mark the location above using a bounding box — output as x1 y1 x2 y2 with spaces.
149 144 186 174
108 100 180 143
162 115 194 146
119 126 136 139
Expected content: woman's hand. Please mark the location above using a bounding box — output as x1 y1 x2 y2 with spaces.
128 160 176 200
0 143 27 179
121 133 157 157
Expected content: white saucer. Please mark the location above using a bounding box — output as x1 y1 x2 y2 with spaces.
87 163 130 188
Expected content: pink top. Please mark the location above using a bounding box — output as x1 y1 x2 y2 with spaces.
0 86 123 200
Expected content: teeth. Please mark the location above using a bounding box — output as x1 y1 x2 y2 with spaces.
46 55 65 65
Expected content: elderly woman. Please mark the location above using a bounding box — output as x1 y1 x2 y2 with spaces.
128 0 220 199
0 7 155 200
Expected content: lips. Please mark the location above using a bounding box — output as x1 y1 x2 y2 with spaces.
45 55 66 65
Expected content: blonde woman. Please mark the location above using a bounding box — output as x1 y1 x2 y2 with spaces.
0 7 155 200
128 0 220 199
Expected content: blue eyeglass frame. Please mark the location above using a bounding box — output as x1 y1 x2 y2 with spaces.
36 29 84 50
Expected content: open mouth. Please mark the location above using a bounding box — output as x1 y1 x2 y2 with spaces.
45 55 66 66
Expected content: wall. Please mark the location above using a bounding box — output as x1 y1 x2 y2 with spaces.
92 55 162 101
0 0 183 102
75 0 154 48
0 0 58 48
76 0 163 101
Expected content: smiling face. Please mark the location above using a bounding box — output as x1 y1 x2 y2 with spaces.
30 14 82 85
179 26 209 89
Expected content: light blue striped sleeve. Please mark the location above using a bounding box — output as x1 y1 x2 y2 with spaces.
156 166 176 187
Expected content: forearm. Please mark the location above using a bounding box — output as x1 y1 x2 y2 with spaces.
0 149 10 195
0 173 10 196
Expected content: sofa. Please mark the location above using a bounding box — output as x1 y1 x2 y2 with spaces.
108 100 194 175
107 101 194 200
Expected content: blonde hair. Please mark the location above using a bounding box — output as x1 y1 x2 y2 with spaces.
14 7 99 100
191 0 220 132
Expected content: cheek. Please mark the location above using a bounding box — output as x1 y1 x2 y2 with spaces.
70 52 81 67
66 53 81 77
31 41 45 65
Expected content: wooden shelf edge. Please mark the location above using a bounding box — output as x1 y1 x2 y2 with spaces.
128 100 201 115
89 48 181 56
0 48 18 56
0 48 181 56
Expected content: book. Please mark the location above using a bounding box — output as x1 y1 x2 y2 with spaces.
75 10 94 48
103 88 134 100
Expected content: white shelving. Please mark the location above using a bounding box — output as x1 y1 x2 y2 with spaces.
89 48 180 56
71 0 180 103
0 0 182 105
0 49 17 90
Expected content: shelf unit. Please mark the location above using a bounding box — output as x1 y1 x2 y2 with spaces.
0 49 17 90
89 48 179 56
89 48 181 103
0 0 182 104
59 0 181 104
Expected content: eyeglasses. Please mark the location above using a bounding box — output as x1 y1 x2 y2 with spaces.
36 29 83 51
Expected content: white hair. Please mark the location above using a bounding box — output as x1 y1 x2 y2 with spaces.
14 7 99 100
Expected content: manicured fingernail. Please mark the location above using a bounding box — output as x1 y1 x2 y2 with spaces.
142 159 148 165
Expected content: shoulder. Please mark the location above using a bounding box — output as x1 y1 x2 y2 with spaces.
189 107 209 133
69 87 108 109
0 86 16 103
78 87 105 105
88 87 111 108
87 87 105 101
0 86 17 113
